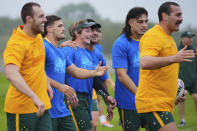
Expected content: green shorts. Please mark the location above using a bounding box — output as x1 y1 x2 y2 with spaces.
92 99 98 111
185 81 197 94
51 115 77 131
140 111 174 131
72 93 92 131
118 108 146 131
7 110 52 131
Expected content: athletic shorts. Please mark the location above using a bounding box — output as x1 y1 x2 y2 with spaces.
118 108 146 131
72 93 92 131
7 110 52 131
51 115 77 131
92 99 98 111
140 111 174 131
185 81 197 94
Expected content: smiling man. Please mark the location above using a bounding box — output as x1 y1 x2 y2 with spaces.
61 20 108 131
3 2 53 131
135 2 195 131
43 16 108 131
112 7 148 131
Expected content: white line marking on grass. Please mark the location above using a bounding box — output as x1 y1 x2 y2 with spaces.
179 125 197 131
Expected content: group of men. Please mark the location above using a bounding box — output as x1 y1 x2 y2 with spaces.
112 1 196 131
3 1 197 131
4 2 116 131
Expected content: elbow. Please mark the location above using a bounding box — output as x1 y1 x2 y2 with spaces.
117 73 124 83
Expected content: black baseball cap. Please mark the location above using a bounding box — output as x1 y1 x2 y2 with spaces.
181 31 196 38
86 19 101 29
72 21 97 35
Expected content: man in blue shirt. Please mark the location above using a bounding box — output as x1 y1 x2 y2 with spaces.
61 19 113 131
112 7 148 131
85 19 117 130
43 15 108 131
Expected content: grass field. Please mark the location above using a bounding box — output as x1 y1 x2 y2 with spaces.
0 73 197 131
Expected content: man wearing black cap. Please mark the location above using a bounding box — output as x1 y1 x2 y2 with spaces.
61 19 110 131
177 31 197 127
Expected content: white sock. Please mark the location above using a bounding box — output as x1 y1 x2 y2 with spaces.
99 115 106 123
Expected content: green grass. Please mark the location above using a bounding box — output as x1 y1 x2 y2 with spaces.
0 73 197 131
0 73 9 131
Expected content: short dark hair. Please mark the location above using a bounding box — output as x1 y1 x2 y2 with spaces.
158 2 180 21
21 2 40 24
122 7 148 41
43 15 61 37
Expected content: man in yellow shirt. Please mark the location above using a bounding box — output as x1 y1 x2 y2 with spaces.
135 2 195 131
3 2 53 131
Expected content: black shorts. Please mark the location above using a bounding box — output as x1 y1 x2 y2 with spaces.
185 81 197 94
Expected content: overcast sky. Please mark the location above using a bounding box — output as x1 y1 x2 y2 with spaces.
1 0 196 30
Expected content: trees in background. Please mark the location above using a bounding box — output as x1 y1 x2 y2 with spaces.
0 2 197 57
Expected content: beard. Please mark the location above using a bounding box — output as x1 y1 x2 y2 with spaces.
31 20 43 35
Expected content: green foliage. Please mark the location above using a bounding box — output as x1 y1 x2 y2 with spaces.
0 2 197 58
56 2 100 21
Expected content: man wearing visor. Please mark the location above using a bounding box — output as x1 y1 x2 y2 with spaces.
61 20 109 131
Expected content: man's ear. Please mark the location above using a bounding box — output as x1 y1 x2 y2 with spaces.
162 12 168 21
128 19 133 28
26 16 33 24
47 26 53 33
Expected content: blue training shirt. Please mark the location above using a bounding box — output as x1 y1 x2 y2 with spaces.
95 43 103 52
87 47 109 81
112 34 140 110
61 46 96 95
44 39 72 118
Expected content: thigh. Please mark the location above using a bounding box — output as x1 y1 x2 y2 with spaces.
36 110 53 131
58 115 77 131
118 108 143 131
7 112 37 131
141 112 174 131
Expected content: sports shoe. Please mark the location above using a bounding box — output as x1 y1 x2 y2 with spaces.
178 120 186 127
101 121 114 127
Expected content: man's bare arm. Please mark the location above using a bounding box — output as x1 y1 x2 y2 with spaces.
5 64 45 117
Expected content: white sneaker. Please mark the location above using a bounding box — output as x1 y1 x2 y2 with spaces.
101 121 114 128
178 120 186 127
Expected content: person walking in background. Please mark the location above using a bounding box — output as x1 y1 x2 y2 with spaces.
85 19 116 131
135 2 195 131
3 2 53 131
112 7 148 131
85 19 115 129
177 31 197 127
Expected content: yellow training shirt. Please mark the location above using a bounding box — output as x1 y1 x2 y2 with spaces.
3 25 51 114
135 24 179 113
